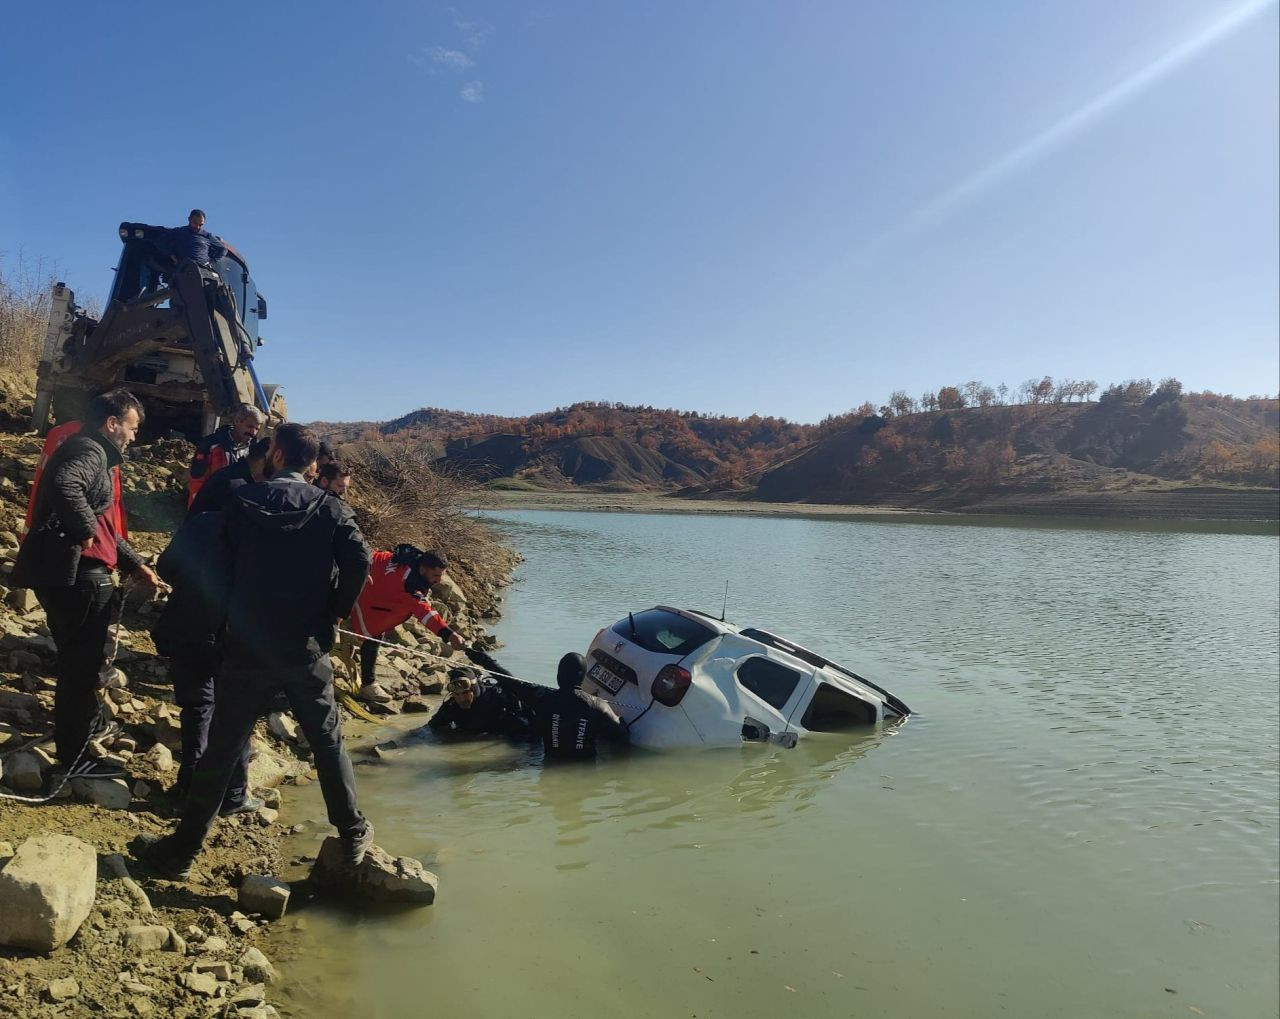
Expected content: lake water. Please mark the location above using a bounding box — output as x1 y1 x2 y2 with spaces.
270 509 1279 1019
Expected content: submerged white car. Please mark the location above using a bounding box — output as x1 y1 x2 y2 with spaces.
581 606 911 750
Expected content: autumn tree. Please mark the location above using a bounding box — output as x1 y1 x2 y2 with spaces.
888 390 917 417
972 441 1016 486
937 386 965 410
1200 441 1236 476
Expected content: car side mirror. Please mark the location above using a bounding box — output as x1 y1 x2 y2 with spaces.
257 295 268 320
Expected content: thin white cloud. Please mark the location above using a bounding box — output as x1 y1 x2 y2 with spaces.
460 81 485 104
428 46 473 71
447 7 492 49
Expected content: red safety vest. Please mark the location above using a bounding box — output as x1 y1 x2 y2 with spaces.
23 421 127 540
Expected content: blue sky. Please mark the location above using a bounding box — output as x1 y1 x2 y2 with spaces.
1 1 1276 424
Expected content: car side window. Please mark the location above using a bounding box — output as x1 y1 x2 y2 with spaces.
800 683 877 731
736 657 802 710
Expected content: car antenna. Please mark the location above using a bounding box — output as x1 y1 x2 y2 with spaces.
628 611 638 639
720 580 729 622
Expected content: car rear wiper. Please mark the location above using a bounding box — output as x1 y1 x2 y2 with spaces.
628 611 638 640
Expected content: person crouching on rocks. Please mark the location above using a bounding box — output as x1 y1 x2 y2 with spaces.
138 423 375 880
346 548 466 704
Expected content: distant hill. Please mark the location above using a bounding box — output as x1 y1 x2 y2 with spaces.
315 402 810 491
309 383 1279 514
754 391 1279 516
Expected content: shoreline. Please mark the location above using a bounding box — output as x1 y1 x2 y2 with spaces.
470 486 1280 528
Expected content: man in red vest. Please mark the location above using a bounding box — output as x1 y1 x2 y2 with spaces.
347 548 465 703
187 403 265 506
25 420 127 540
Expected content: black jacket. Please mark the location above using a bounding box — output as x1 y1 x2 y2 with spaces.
12 431 142 589
540 688 629 761
222 473 371 667
187 459 253 517
152 511 231 656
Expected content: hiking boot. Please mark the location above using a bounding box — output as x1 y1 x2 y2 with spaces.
135 833 195 882
342 823 375 868
358 683 392 704
219 794 266 817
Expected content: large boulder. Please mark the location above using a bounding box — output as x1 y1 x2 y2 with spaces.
2 750 46 791
0 835 97 952
309 838 438 905
246 736 309 789
71 776 132 810
239 874 290 919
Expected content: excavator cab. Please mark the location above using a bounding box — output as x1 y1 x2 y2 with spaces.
33 222 286 440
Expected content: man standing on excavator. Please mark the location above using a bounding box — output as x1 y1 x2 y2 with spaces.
166 209 226 268
187 403 265 506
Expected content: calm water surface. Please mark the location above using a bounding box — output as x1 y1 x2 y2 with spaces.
270 510 1279 1019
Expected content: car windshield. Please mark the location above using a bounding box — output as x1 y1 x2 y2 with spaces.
612 609 715 657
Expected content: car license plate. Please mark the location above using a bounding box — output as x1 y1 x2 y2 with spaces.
588 661 624 694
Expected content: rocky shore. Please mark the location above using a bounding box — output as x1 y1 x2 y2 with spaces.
0 421 513 1017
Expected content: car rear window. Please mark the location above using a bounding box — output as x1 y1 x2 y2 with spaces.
612 609 715 657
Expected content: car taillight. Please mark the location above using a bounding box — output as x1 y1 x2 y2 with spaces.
651 665 692 707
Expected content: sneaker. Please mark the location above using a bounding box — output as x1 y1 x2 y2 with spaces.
342 823 375 868
358 683 392 704
64 759 126 780
219 795 266 817
135 833 195 882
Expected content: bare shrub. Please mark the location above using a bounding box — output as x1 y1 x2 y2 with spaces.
0 253 56 374
342 443 517 598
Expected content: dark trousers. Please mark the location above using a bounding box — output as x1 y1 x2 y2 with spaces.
169 647 250 807
359 638 380 685
168 654 365 858
35 564 116 764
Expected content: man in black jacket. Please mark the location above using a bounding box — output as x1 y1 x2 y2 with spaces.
142 423 375 878
153 510 257 814
186 436 270 517
13 390 158 778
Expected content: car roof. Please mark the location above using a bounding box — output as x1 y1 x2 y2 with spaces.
653 605 903 706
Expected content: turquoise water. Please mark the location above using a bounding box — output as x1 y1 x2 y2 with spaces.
272 510 1279 1018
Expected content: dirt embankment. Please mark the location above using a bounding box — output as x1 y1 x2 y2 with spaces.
0 377 516 1017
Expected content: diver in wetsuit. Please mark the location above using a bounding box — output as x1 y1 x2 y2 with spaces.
428 669 536 738
540 653 629 762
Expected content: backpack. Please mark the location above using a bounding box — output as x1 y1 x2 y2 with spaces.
390 543 423 567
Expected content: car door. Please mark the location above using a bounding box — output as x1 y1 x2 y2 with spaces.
734 656 814 736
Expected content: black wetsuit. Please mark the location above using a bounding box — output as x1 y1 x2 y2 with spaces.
540 688 628 761
428 683 534 738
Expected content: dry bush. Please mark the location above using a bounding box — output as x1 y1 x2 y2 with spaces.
0 253 55 374
342 443 517 597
